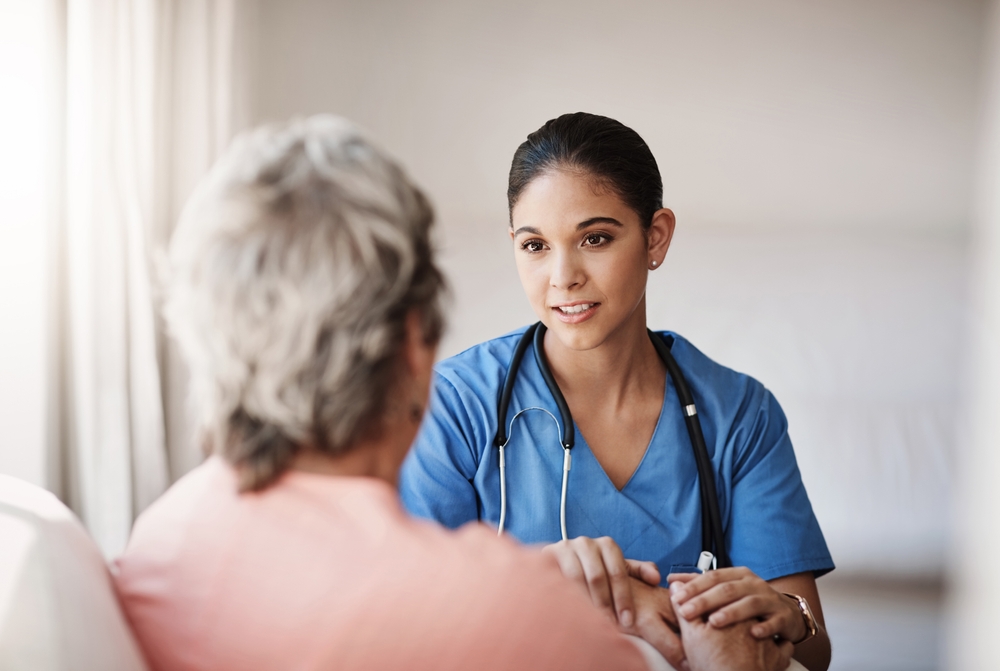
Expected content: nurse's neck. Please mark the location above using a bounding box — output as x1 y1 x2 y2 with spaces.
543 307 665 410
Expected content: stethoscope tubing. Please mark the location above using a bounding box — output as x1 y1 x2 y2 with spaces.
494 322 730 568
497 406 571 541
648 332 730 568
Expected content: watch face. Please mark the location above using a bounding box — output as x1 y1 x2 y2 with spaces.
802 602 817 637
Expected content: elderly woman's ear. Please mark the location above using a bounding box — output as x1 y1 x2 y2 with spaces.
403 309 437 422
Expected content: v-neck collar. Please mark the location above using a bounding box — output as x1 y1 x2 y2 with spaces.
570 369 670 494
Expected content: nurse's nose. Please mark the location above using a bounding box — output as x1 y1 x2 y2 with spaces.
549 249 585 290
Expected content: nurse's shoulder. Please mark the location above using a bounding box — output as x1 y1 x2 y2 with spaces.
657 331 786 446
434 325 530 401
656 330 766 392
400 327 531 527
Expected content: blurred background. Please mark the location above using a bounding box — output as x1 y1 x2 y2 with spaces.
2 1 1000 669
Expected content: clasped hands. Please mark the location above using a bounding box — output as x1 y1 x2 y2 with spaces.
542 537 800 671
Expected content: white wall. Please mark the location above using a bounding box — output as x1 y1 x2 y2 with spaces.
948 2 1000 668
654 227 966 576
249 0 982 576
251 0 981 355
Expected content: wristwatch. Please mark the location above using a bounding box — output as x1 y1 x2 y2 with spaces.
783 593 818 644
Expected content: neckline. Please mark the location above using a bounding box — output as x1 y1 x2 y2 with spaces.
569 363 671 494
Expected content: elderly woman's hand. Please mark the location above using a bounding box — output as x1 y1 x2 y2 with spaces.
627 578 687 671
542 536 660 628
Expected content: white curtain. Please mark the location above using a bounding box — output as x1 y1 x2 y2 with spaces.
46 0 249 557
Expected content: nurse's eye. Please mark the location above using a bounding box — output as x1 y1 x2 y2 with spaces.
583 232 611 247
520 239 546 253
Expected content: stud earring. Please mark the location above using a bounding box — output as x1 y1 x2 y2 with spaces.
651 260 658 268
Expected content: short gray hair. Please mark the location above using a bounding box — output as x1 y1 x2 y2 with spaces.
165 115 446 491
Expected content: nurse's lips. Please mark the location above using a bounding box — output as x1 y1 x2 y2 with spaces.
551 301 600 324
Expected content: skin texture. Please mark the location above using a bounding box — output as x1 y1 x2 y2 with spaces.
510 168 831 671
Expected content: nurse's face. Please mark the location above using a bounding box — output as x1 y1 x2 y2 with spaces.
509 169 674 351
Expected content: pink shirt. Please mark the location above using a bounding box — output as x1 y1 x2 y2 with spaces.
114 457 647 671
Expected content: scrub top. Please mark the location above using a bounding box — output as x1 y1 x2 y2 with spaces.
400 326 834 583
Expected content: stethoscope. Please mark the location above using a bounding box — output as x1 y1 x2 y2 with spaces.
494 321 731 569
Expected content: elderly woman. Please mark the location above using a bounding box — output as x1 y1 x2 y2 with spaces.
112 116 794 671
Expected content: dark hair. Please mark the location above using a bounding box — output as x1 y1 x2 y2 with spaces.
507 112 663 228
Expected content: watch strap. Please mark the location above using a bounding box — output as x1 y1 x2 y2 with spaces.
783 592 818 644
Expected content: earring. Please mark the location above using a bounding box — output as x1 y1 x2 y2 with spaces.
650 260 658 268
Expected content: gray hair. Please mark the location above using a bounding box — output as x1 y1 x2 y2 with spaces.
164 115 446 491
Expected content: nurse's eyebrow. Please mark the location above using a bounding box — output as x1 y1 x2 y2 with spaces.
577 217 623 230
512 218 623 237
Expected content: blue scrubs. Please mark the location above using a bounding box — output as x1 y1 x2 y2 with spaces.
400 327 834 583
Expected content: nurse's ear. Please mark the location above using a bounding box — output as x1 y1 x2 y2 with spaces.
647 208 675 270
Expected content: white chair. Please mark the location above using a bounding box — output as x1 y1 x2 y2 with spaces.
0 474 148 671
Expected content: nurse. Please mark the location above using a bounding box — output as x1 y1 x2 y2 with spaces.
400 112 834 671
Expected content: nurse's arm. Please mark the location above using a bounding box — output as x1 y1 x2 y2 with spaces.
766 573 830 671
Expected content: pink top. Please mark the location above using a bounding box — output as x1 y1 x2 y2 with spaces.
114 457 647 671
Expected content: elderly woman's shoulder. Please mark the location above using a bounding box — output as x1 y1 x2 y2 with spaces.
400 510 558 585
125 457 234 543
429 522 650 669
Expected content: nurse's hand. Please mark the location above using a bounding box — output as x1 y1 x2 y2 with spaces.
542 536 660 628
667 567 805 643
672 586 794 671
